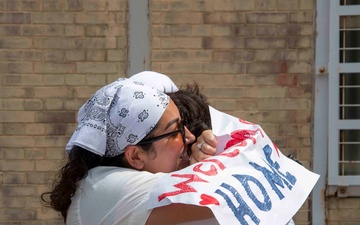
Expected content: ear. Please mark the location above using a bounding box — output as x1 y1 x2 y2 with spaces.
124 145 146 170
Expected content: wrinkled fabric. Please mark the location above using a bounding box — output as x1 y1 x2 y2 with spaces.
66 167 165 225
130 70 178 93
66 78 169 156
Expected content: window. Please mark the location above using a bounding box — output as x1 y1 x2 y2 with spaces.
328 0 360 185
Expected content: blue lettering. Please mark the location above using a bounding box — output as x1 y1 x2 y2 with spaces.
233 174 271 211
263 145 297 185
249 145 297 200
216 183 260 225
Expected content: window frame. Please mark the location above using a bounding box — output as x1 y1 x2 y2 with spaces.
328 3 360 186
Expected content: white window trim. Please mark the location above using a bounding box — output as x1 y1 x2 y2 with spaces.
328 3 360 187
313 1 360 224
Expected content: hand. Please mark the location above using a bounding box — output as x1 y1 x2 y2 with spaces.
189 130 217 165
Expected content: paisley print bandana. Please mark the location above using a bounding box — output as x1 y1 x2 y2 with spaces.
129 71 179 93
65 78 170 157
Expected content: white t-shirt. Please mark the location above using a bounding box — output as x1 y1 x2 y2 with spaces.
66 167 164 225
66 166 295 225
178 217 295 224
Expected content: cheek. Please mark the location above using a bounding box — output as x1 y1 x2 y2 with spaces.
153 138 184 165
168 137 185 154
156 134 184 153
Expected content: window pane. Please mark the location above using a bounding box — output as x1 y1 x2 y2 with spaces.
339 163 360 175
340 30 360 48
339 50 360 63
339 73 360 119
339 16 360 63
340 0 360 5
339 130 360 175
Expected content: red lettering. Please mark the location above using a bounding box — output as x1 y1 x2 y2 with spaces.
272 142 280 157
224 128 265 150
193 164 218 176
199 194 220 206
257 128 264 138
158 174 208 202
225 139 247 150
218 148 240 158
202 158 227 170
193 158 228 176
239 119 255 125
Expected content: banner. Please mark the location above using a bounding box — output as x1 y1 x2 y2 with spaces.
148 106 319 225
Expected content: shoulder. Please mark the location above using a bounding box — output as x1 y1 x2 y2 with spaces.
83 167 166 196
88 167 164 186
68 167 165 225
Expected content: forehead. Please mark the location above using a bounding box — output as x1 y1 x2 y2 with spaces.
156 100 180 127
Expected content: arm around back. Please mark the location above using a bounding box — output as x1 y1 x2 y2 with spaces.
146 203 215 225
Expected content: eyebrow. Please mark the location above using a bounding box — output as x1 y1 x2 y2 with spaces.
164 118 180 131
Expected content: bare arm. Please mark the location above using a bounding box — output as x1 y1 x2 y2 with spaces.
146 203 215 225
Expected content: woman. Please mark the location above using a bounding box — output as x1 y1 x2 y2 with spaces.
41 78 217 224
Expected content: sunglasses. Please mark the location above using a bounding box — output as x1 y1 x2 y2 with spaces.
137 120 186 145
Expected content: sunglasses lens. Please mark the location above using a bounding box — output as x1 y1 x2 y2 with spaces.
138 120 186 145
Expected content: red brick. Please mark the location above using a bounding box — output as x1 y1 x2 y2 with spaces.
247 62 288 74
277 74 298 86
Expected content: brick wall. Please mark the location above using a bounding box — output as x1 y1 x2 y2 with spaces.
0 0 127 223
151 0 314 224
0 0 319 224
327 197 360 224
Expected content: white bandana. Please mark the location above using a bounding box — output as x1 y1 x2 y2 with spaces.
129 71 179 93
65 78 170 157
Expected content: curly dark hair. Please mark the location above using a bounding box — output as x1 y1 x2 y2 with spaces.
41 82 211 221
41 147 102 220
167 83 212 154
41 139 155 221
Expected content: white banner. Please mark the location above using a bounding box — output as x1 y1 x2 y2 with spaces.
148 106 319 225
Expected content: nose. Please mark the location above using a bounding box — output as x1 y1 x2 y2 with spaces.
184 126 195 144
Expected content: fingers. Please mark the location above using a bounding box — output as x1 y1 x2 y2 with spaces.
197 130 217 151
190 130 217 164
194 130 217 155
190 142 215 164
194 141 216 156
200 130 217 148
